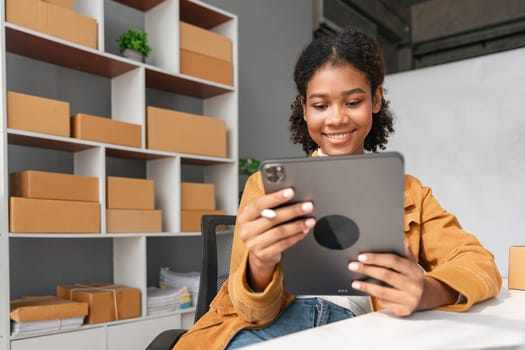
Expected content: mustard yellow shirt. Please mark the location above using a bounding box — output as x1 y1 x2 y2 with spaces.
175 171 502 350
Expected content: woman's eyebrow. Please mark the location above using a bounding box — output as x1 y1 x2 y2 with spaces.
341 88 367 96
308 88 366 99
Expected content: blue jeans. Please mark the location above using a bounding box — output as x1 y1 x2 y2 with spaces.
226 297 355 349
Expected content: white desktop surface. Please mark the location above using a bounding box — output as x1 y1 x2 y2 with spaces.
244 286 525 350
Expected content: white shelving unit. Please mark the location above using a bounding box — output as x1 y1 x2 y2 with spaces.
0 0 238 349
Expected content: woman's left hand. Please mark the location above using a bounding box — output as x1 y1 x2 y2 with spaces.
348 239 458 317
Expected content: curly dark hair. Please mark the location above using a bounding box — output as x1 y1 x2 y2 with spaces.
290 27 394 155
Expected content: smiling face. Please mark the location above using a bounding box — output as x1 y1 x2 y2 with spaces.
302 63 383 156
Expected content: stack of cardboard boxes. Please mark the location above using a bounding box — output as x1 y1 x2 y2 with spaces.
9 170 100 233
56 282 141 324
6 0 98 49
179 21 233 86
106 176 163 233
181 182 224 232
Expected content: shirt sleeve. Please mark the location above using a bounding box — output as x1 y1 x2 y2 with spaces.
227 172 289 323
410 176 502 311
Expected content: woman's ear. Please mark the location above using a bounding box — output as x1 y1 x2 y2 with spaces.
301 96 307 121
372 86 383 113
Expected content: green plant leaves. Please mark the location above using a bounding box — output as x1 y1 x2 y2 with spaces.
239 158 260 176
117 28 152 57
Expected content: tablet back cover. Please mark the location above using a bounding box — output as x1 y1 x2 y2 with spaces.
260 152 405 295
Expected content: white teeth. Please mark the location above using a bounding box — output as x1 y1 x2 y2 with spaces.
326 133 350 140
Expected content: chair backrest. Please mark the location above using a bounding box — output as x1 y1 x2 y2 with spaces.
195 214 236 322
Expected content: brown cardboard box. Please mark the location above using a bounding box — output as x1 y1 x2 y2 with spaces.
146 106 227 157
181 182 216 210
180 49 233 86
6 0 97 49
10 296 88 322
5 0 41 31
43 0 73 9
71 113 141 148
57 283 141 324
180 21 232 62
10 170 99 202
7 91 70 137
508 246 525 290
106 176 154 210
181 209 225 232
10 197 100 233
106 209 162 233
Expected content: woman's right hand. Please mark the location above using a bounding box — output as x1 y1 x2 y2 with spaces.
238 188 316 292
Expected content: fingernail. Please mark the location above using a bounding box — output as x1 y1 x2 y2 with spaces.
303 218 316 233
352 281 361 289
305 218 316 227
260 209 276 219
358 254 367 262
301 202 313 212
348 262 359 271
283 188 293 198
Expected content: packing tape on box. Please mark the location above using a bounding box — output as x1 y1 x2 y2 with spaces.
508 246 525 290
69 284 120 320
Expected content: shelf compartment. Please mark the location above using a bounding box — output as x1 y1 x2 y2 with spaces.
112 0 166 12
7 130 97 153
145 66 233 99
180 0 233 29
7 129 234 165
5 24 139 78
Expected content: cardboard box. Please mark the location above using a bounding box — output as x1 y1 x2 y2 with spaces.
106 176 154 210
146 106 227 157
10 197 100 233
7 91 70 137
508 246 525 290
44 0 73 9
10 296 88 322
180 49 233 86
181 209 225 232
57 283 141 324
180 21 232 62
10 170 99 202
71 113 141 148
181 182 216 210
106 209 162 233
6 0 97 49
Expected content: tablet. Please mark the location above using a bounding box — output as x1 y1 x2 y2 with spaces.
260 152 405 296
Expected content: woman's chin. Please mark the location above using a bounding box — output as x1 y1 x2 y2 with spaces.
322 147 364 156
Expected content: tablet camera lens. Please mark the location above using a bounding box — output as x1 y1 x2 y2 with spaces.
264 164 285 183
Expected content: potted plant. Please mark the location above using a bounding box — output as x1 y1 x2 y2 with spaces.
239 157 260 201
117 28 152 63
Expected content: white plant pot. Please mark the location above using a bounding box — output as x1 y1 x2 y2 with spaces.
122 48 145 63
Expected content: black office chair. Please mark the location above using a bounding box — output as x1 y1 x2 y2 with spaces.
146 214 237 350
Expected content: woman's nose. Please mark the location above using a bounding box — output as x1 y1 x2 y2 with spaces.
326 106 347 125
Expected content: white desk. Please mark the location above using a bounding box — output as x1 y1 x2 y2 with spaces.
244 287 525 349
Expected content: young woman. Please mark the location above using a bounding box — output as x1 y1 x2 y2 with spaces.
175 27 502 350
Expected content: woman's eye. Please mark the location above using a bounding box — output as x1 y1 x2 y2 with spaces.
346 100 361 107
313 104 327 110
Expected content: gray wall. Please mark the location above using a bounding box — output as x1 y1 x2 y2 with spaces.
203 0 314 162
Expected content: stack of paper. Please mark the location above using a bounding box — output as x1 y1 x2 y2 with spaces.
11 317 85 337
147 286 192 315
159 267 200 306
